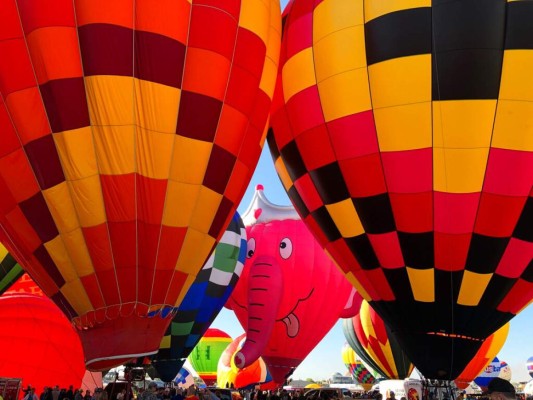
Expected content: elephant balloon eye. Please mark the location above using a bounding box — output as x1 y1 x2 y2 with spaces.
279 238 293 259
246 238 256 258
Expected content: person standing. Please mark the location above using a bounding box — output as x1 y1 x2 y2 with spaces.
485 378 516 400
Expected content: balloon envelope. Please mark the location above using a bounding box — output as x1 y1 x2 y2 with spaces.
345 295 413 380
498 361 512 381
341 344 376 390
152 213 246 382
474 357 501 391
269 0 533 380
188 328 232 386
0 243 24 295
226 186 357 383
175 367 195 389
0 1 280 371
455 323 509 389
0 294 86 396
217 334 272 389
527 356 533 379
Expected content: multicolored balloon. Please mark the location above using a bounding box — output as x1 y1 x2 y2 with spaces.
269 0 533 380
0 243 24 295
342 297 387 379
0 294 86 396
188 328 232 386
0 1 281 371
455 323 509 390
175 367 195 389
344 295 413 380
341 344 376 391
152 213 246 382
226 185 358 384
527 356 533 379
217 334 272 389
474 357 501 391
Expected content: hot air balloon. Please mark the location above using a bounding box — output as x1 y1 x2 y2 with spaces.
455 323 509 390
217 334 272 389
341 344 376 391
175 367 195 389
474 358 501 391
0 294 86 397
342 297 387 379
269 0 533 380
152 213 246 382
226 185 358 384
527 356 533 379
188 328 232 386
344 295 413 380
0 243 24 295
498 361 512 382
0 1 281 371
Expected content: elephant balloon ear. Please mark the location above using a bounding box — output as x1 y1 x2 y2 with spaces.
339 288 359 318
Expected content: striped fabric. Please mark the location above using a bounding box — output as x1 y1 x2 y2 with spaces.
269 0 532 379
152 212 246 383
0 0 280 329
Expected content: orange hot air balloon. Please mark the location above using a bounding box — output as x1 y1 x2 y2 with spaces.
455 323 509 389
0 1 280 371
269 0 533 380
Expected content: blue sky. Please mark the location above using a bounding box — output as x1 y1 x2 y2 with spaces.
211 147 533 383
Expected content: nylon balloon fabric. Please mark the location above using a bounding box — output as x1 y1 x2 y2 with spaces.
0 243 24 295
0 0 280 371
152 213 246 382
269 0 533 380
188 328 232 386
341 343 376 390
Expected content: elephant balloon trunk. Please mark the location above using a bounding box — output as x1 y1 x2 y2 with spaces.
234 255 283 369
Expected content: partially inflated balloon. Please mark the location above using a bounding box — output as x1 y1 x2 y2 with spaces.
455 323 509 390
188 328 232 386
341 344 376 391
226 186 357 384
0 243 24 295
0 294 86 396
217 334 272 389
152 213 246 382
269 0 533 380
0 1 280 371
344 295 413 380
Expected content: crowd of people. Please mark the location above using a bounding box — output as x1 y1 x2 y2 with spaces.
22 386 108 400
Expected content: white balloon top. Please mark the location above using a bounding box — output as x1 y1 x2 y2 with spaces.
241 184 300 226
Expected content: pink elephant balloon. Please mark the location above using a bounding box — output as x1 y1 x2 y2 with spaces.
226 185 358 384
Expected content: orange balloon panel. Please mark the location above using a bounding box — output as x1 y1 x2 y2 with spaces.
0 0 280 370
455 323 509 389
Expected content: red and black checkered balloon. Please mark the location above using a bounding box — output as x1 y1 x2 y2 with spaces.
269 0 532 380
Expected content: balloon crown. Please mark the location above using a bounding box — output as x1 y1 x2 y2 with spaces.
241 184 300 226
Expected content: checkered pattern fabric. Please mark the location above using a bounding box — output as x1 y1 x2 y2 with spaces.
269 0 532 379
0 1 280 327
0 243 24 295
152 212 246 382
342 343 377 386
